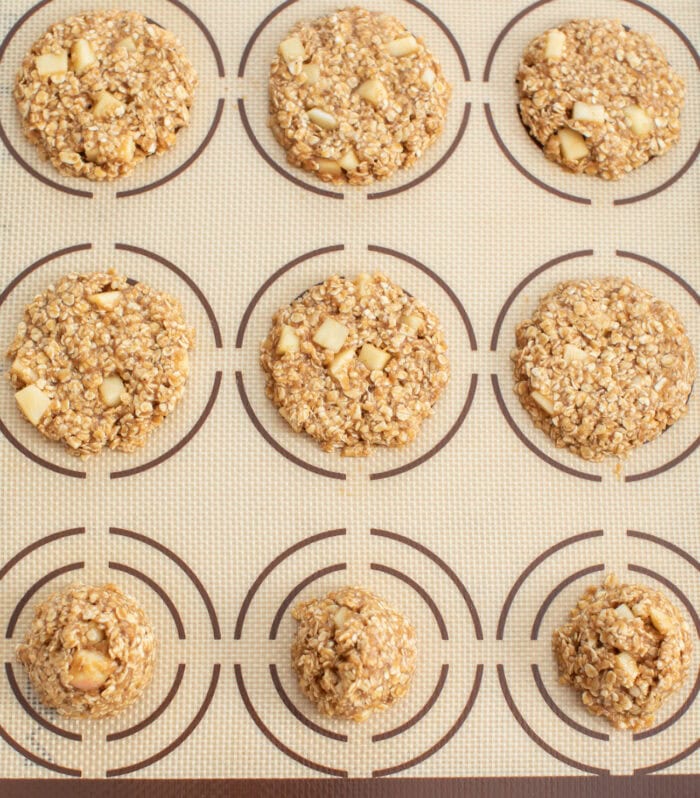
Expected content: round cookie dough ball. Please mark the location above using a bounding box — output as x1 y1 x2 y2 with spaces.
512 276 695 460
17 583 156 719
7 270 195 457
291 586 417 721
14 10 197 181
517 19 685 179
261 272 450 456
553 575 692 730
270 6 451 184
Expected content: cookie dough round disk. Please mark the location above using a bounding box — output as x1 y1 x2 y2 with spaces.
7 270 195 457
553 575 692 730
517 19 685 179
261 272 450 456
14 10 197 181
17 583 156 719
292 586 417 721
512 276 695 460
270 7 451 184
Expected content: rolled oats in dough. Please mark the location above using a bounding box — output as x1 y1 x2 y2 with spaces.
553 574 692 730
14 10 198 181
17 583 156 719
517 19 685 179
512 276 695 461
292 586 417 721
269 6 451 184
7 270 195 457
261 272 450 456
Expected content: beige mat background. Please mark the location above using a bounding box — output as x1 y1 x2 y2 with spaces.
0 0 697 781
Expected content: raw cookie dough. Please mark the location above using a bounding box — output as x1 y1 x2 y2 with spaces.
291 586 417 721
17 583 156 719
7 270 195 457
553 574 692 730
14 10 197 181
517 19 685 179
512 276 695 460
261 272 450 456
269 6 451 184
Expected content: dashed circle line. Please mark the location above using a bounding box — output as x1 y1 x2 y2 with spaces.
482 0 554 81
0 528 85 581
372 663 449 743
108 561 186 640
633 739 700 776
0 723 80 777
269 663 348 743
4 662 81 741
106 663 186 742
627 564 700 638
627 530 700 573
530 564 605 640
165 0 225 77
105 664 220 778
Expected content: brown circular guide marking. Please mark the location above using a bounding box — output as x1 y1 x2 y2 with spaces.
0 527 85 580
530 564 605 640
238 0 469 199
0 0 225 197
0 723 80 777
482 0 699 204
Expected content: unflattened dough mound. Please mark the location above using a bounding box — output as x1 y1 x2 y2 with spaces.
512 276 695 460
261 272 450 456
553 575 692 730
292 586 417 721
15 10 197 181
269 6 451 184
17 583 156 719
518 19 685 179
7 270 195 457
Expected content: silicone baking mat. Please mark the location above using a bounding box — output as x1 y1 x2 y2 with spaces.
0 0 697 796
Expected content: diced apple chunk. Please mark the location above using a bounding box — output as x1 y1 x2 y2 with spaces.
68 650 114 691
649 607 673 635
301 63 320 85
563 344 589 364
92 90 124 120
357 78 386 108
89 291 121 310
317 158 341 177
313 318 348 352
400 314 424 334
11 358 37 385
99 375 125 407
15 385 51 426
530 390 554 415
277 325 300 355
572 102 606 123
421 67 436 88
557 128 589 160
117 135 135 163
614 603 634 620
338 150 359 171
355 273 372 294
329 348 355 377
70 38 96 75
359 343 390 371
387 35 418 57
36 50 68 77
623 105 653 137
280 36 305 65
544 29 566 60
615 652 639 682
116 36 136 52
307 107 337 130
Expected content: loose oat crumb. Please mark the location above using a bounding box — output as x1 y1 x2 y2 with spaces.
17 583 156 719
15 10 197 181
261 272 450 456
7 270 195 457
269 6 451 184
292 586 416 721
518 19 685 179
553 574 692 730
512 276 695 461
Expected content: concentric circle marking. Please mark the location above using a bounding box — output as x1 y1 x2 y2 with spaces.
0 724 80 777
530 564 604 640
0 528 85 580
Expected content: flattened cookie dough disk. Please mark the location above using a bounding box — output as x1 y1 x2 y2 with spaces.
553 575 692 730
15 10 197 181
512 276 695 461
292 586 417 721
518 19 685 179
270 6 451 184
7 270 195 457
261 272 450 456
17 583 156 719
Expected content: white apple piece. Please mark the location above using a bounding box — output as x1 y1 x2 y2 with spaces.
36 50 68 77
99 375 125 407
557 128 589 161
544 29 566 60
277 325 300 355
359 344 391 371
313 318 349 352
15 385 51 426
